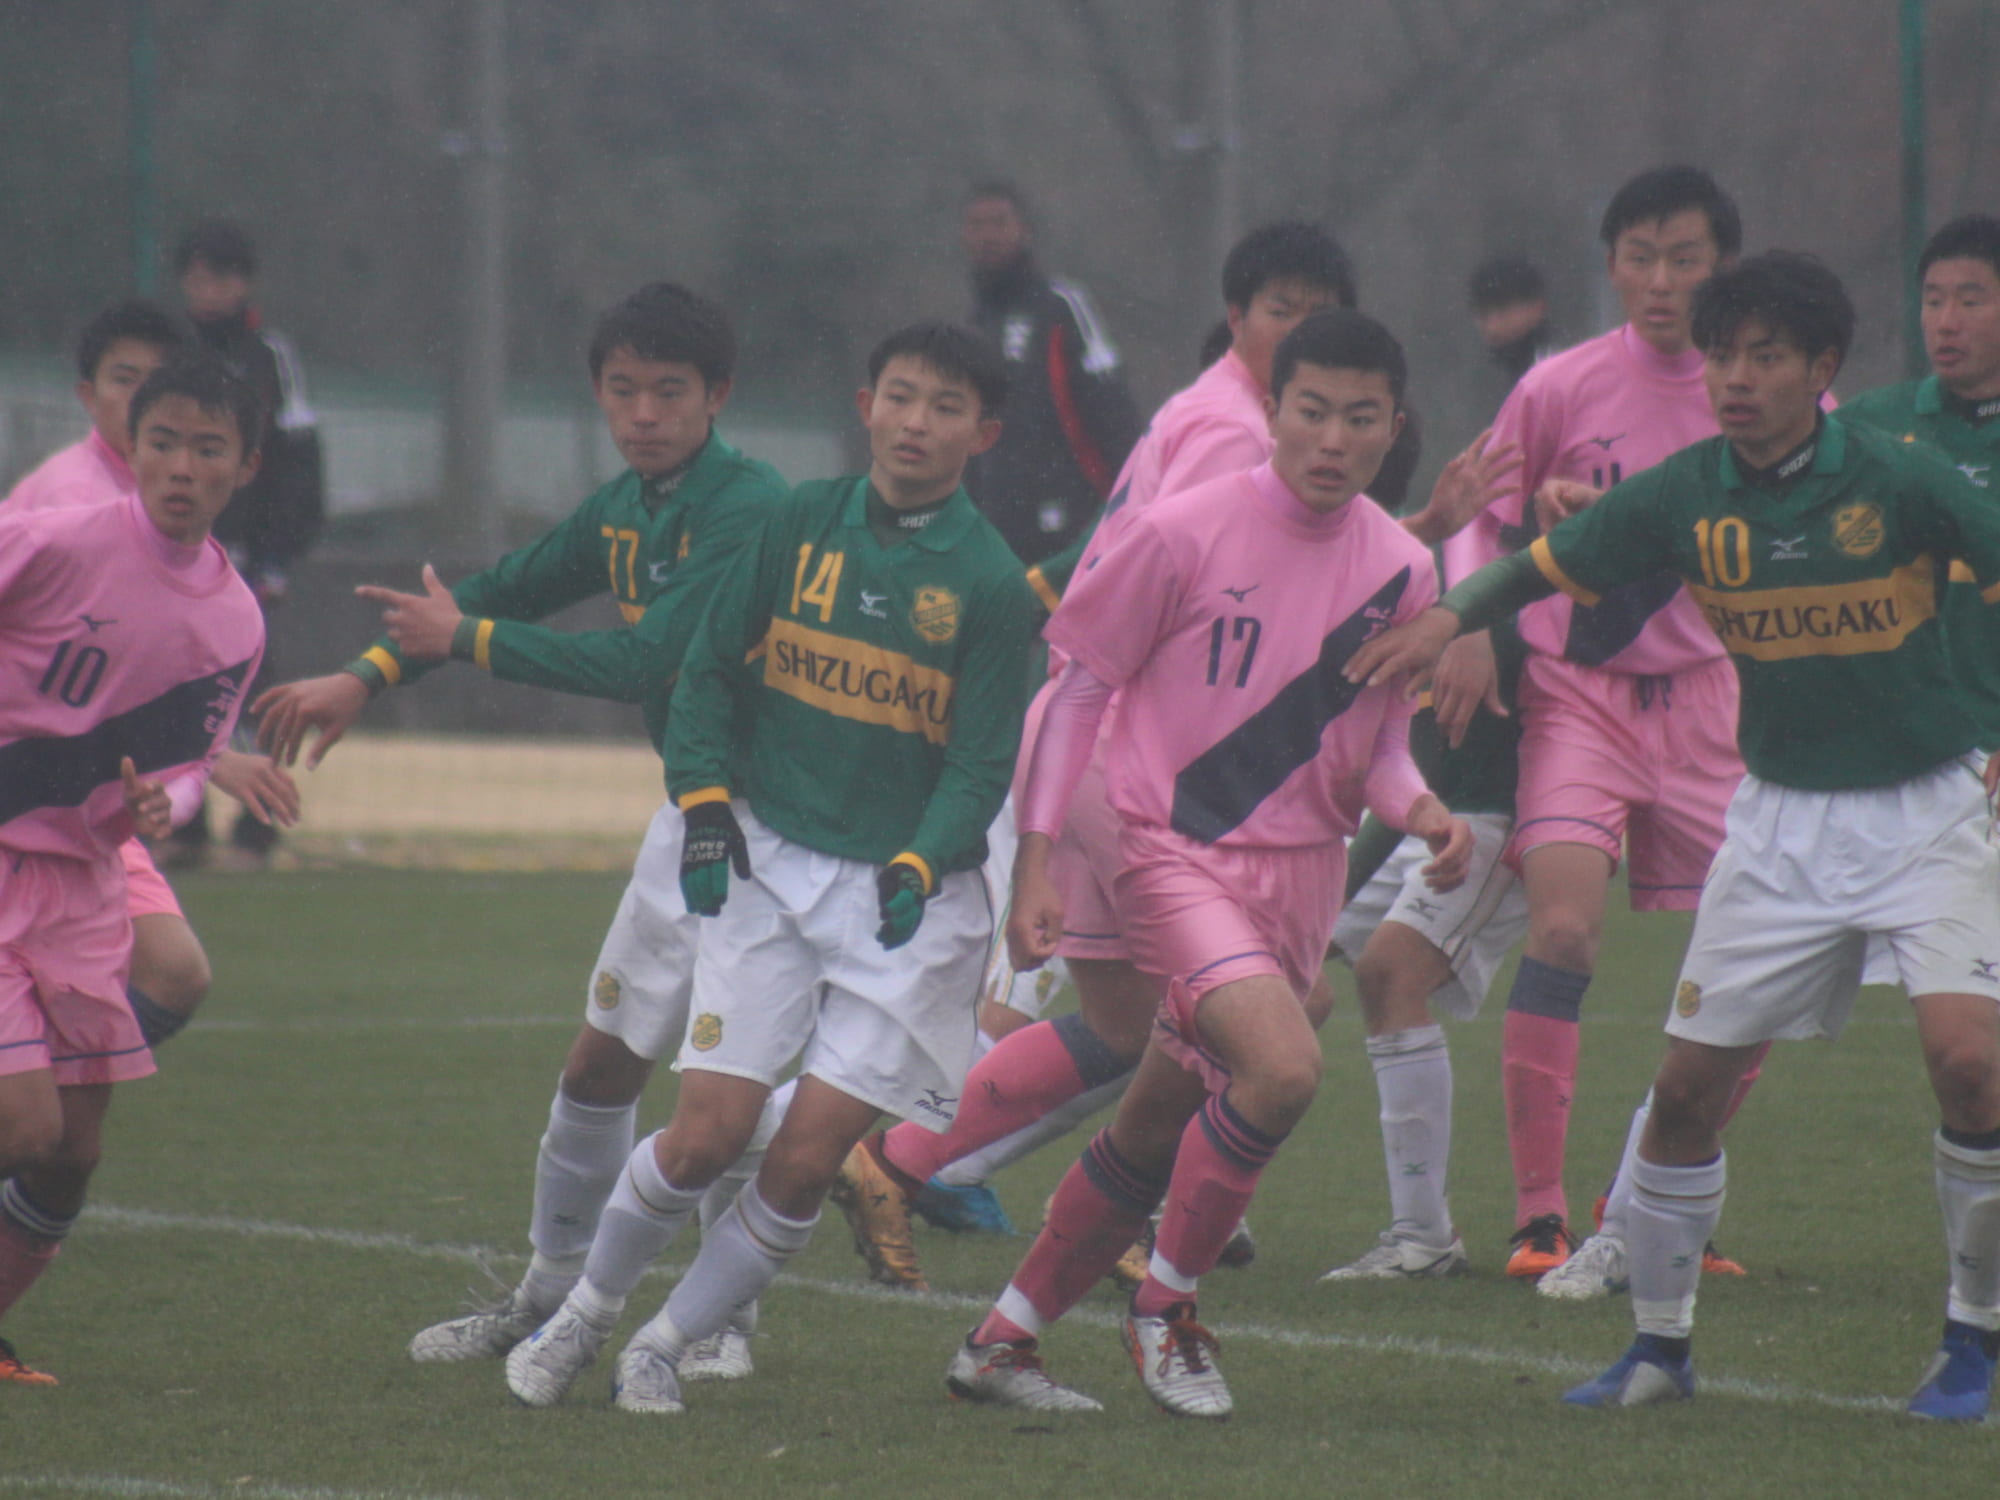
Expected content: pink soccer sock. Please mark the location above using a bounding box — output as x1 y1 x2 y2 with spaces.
0 1221 60 1321
883 1017 1089 1184
972 1129 1165 1346
1133 1092 1285 1319
1503 1010 1581 1225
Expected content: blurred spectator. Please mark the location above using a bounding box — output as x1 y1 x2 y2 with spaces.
962 180 1140 563
169 219 325 867
1468 254 1553 390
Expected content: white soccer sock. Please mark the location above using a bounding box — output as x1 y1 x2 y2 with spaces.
932 1073 1132 1189
1366 1025 1453 1248
1936 1130 2000 1332
631 1184 817 1362
522 1088 636 1310
1627 1151 1726 1339
577 1132 704 1310
1596 1091 1653 1244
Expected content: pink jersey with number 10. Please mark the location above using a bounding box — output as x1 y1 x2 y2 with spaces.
1047 461 1434 849
0 492 264 862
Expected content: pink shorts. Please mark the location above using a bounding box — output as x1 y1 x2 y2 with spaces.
1509 653 1742 911
1112 821 1345 1093
120 839 184 920
0 851 155 1087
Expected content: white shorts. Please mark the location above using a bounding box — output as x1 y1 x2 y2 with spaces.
1331 812 1528 1020
676 808 993 1133
582 802 699 1061
1668 759 2000 1048
977 794 1067 1021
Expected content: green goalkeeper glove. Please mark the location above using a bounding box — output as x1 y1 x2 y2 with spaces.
680 798 750 916
875 859 931 950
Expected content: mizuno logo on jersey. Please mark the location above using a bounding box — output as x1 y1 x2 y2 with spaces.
1769 535 1809 561
1961 463 1991 488
1687 558 1937 662
649 560 675 582
764 618 955 744
859 590 889 618
1586 433 1624 450
77 613 117 633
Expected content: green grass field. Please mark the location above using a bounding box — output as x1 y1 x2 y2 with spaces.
5 869 1994 1500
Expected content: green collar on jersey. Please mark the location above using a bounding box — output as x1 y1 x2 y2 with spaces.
1720 409 1846 492
839 474 978 553
635 430 741 506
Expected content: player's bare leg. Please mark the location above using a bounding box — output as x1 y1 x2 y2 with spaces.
1908 991 2000 1419
126 912 212 1047
1501 842 1612 1275
1324 922 1466 1280
1 1081 114 1386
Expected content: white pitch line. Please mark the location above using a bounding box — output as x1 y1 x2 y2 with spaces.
0 1476 483 1500
83 1201 1918 1418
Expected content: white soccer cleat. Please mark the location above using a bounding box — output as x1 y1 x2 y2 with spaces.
678 1329 753 1383
409 1284 548 1363
1536 1232 1630 1301
612 1344 686 1414
1320 1232 1469 1282
504 1301 613 1408
944 1336 1103 1412
1121 1305 1232 1420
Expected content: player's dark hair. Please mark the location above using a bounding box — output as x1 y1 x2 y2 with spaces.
1222 221 1357 312
1919 214 2000 284
587 282 737 388
967 178 1031 223
1599 166 1742 258
75 298 189 381
1691 251 1855 369
128 355 268 455
1468 255 1546 311
867 322 1008 416
173 219 258 277
1270 308 1407 406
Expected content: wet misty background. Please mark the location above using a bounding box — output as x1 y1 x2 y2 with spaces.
2 1 1996 731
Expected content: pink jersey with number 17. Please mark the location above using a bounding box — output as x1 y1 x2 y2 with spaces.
0 491 264 861
1046 461 1435 850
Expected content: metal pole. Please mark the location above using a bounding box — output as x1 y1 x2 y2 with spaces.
129 0 157 295
448 0 508 556
1900 0 1927 378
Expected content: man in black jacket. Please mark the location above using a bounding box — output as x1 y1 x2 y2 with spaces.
170 220 325 865
962 182 1140 566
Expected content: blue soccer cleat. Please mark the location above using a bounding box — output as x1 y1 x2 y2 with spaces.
1908 1321 1996 1423
1562 1335 1695 1408
914 1178 1016 1235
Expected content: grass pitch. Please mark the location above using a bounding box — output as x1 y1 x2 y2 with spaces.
5 870 1994 1499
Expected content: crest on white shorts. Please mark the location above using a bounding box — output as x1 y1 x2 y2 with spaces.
1675 980 1702 1018
593 970 623 1009
690 1012 724 1051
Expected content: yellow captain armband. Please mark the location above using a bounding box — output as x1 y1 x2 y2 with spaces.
888 851 935 897
677 786 732 812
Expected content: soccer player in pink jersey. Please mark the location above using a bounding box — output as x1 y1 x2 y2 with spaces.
942 311 1472 1419
5 302 298 1059
831 222 1361 1287
1439 166 1760 1280
0 357 266 1384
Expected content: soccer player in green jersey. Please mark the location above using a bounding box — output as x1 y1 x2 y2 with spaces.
1349 251 2000 1420
253 283 791 1381
501 322 1040 1416
1838 214 2000 738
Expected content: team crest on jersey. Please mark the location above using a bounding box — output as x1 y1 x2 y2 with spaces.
1832 503 1885 558
1675 980 1702 1018
593 970 623 1009
912 586 961 643
690 1012 724 1051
